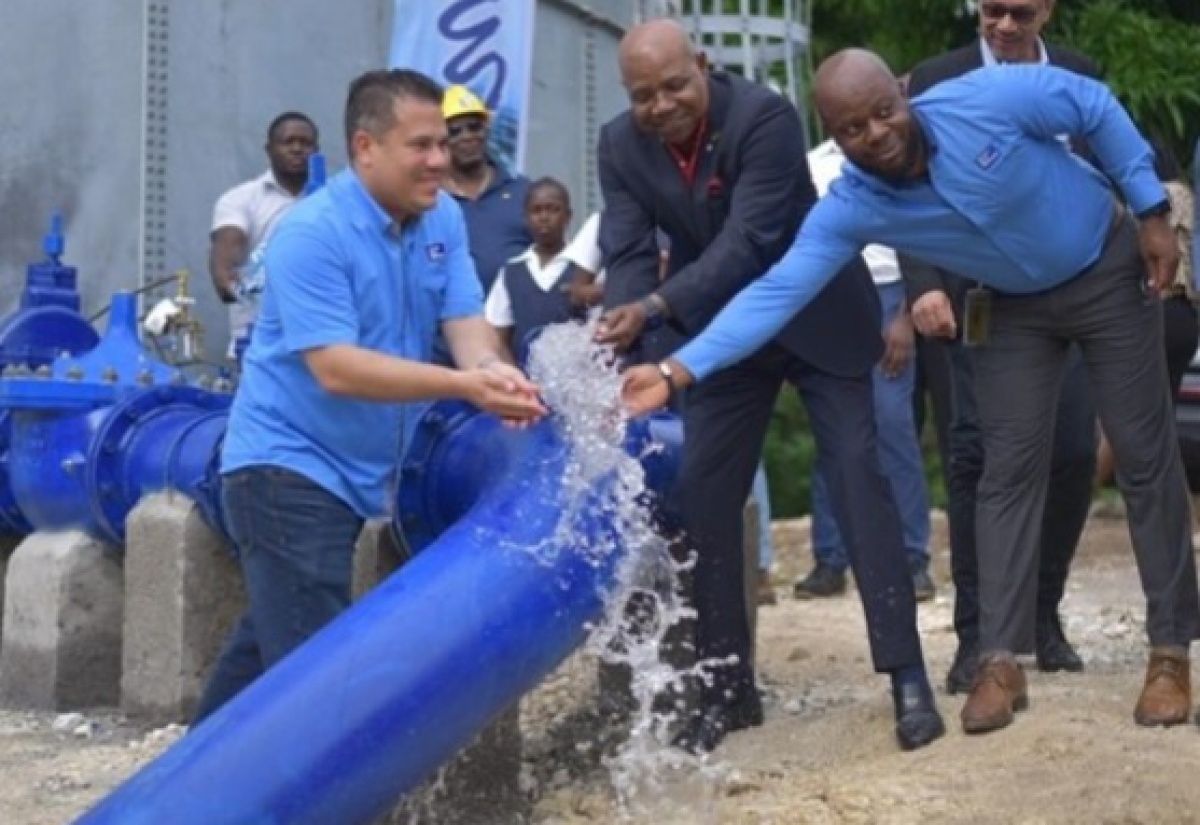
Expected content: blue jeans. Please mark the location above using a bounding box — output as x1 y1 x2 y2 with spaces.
192 466 364 725
811 281 931 573
751 463 773 570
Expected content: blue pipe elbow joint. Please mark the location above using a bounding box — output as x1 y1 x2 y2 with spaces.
74 401 684 825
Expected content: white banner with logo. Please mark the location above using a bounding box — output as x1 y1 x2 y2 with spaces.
389 0 536 173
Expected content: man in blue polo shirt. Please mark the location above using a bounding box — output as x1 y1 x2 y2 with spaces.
192 68 546 724
623 50 1199 736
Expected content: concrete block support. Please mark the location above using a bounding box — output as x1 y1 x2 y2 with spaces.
0 530 124 709
0 534 22 639
355 520 526 825
121 494 243 723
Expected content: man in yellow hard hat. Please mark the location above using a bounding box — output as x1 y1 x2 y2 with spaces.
441 85 532 296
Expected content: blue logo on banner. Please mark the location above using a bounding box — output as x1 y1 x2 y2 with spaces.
390 0 534 173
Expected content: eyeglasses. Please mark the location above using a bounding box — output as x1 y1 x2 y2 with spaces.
447 120 486 139
980 2 1040 25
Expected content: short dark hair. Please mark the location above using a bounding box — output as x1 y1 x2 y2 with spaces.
525 177 571 208
344 69 443 158
267 111 318 143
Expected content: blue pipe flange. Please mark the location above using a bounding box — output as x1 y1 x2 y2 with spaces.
86 386 231 545
0 305 98 371
163 412 231 542
395 399 479 552
394 400 565 553
0 411 31 535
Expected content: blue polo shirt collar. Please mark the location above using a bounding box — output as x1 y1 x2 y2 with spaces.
342 169 426 237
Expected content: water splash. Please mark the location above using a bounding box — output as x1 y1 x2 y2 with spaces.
524 320 730 822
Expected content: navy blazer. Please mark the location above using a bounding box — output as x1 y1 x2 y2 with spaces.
597 71 881 378
902 41 1103 308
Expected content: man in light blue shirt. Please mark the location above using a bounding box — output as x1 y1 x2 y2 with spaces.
193 69 546 725
624 49 1198 737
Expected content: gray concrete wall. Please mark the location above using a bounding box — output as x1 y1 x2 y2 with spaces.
160 0 395 354
0 1 144 317
0 0 394 358
527 0 634 219
0 0 645 356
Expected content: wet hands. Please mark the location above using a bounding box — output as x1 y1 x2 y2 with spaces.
463 360 547 427
595 301 647 350
620 364 673 417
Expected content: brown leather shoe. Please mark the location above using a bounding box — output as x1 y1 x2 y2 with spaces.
1134 647 1191 727
960 653 1028 735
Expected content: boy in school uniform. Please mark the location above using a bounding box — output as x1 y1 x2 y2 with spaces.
486 177 592 360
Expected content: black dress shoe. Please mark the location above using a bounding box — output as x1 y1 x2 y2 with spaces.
793 563 847 599
946 643 979 695
1036 616 1083 673
892 679 946 751
671 691 764 755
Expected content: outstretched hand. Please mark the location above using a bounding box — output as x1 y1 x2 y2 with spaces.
595 302 647 351
620 364 670 417
462 362 547 427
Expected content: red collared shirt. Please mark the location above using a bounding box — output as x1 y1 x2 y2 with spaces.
665 117 709 186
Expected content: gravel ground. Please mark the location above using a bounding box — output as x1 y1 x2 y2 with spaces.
6 513 1200 825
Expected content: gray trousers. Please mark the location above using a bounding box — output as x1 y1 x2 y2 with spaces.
972 219 1200 652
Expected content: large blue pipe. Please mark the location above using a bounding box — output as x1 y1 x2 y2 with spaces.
75 402 683 825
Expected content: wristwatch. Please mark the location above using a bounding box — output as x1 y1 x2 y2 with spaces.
1137 199 1171 221
639 294 668 331
656 360 677 391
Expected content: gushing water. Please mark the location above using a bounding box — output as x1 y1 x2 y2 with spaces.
524 321 730 822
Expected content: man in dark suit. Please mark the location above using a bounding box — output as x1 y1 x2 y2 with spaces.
596 19 944 755
903 0 1100 693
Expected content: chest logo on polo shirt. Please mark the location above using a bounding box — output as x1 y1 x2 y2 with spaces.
426 242 446 261
975 143 1001 170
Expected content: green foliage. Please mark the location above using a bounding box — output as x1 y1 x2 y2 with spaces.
1050 0 1200 165
809 0 973 74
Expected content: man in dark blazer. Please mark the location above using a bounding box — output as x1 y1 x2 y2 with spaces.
596 19 944 755
903 0 1101 694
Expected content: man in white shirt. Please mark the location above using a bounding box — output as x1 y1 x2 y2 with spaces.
794 139 935 602
208 111 319 358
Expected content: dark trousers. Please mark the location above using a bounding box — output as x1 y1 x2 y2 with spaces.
946 343 1096 652
972 220 1200 651
1163 294 1199 397
675 343 925 704
914 334 954 473
192 466 364 725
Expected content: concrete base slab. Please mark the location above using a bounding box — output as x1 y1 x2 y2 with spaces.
0 530 123 710
356 522 526 825
0 534 21 640
122 494 243 723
